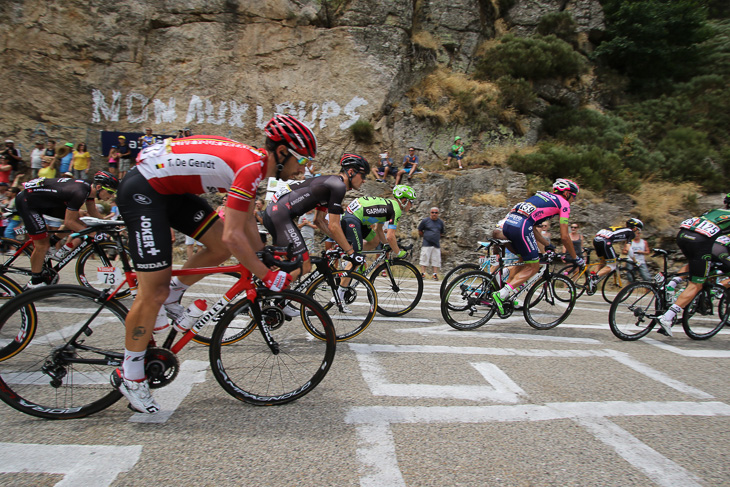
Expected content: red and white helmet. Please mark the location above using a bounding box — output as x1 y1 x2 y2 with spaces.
552 178 580 196
264 114 317 158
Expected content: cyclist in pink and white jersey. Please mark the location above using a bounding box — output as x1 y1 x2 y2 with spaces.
492 178 582 314
113 114 317 414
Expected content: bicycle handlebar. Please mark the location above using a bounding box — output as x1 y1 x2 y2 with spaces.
259 245 302 273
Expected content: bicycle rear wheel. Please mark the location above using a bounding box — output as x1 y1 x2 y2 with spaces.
601 268 630 304
555 263 587 299
369 260 423 316
209 289 336 406
0 237 32 280
608 282 660 340
305 270 377 341
75 241 132 299
523 274 576 330
439 263 480 299
0 285 125 419
440 270 497 330
682 284 729 340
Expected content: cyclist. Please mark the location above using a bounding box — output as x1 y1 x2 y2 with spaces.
113 114 316 414
15 171 118 289
263 152 370 280
590 218 643 291
657 194 730 336
492 178 582 313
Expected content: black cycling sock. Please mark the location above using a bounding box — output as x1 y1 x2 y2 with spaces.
30 272 44 284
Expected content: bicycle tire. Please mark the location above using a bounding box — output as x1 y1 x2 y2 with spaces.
304 270 377 341
209 288 336 406
681 284 729 340
555 263 587 299
0 285 126 419
0 274 27 361
440 270 497 330
75 241 132 299
439 263 480 299
523 274 576 330
608 282 660 341
600 268 629 304
369 260 423 317
0 237 33 279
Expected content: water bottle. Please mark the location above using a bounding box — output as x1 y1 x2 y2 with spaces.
173 299 208 332
153 307 170 334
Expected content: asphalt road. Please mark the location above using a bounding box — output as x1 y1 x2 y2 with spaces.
0 272 728 487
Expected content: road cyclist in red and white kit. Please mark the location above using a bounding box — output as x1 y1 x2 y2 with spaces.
492 178 582 314
15 171 119 289
113 114 317 414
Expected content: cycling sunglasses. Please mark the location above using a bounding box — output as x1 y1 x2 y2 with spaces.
102 186 117 195
287 148 311 165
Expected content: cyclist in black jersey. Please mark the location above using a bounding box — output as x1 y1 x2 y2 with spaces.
591 218 643 285
15 172 118 288
263 153 370 279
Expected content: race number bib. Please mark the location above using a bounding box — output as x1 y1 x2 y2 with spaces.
346 199 362 214
97 266 122 286
270 183 292 203
512 202 536 218
681 217 720 237
595 229 613 239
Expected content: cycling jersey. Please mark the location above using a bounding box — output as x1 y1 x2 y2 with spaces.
679 208 730 238
345 197 402 229
135 136 267 212
676 208 730 282
593 227 635 243
263 175 348 259
16 178 93 238
502 191 570 262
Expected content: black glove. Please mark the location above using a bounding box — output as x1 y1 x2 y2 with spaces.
345 253 366 266
574 256 586 268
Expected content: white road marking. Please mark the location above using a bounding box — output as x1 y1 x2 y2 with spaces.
0 442 142 487
396 324 601 343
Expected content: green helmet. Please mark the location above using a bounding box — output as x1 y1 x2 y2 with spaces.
393 185 416 200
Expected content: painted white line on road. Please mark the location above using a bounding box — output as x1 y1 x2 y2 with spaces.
396 325 601 343
0 442 142 487
643 336 730 357
575 416 703 487
356 424 406 487
129 359 208 424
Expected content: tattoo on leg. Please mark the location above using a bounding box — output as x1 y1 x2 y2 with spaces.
132 326 146 340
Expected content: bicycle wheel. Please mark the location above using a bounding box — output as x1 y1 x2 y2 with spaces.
0 274 26 361
440 270 497 330
608 282 660 341
523 274 576 330
601 268 629 304
209 289 336 405
305 270 377 341
681 284 729 340
555 263 587 298
0 285 126 419
75 241 132 299
439 263 480 299
369 260 423 317
0 237 32 278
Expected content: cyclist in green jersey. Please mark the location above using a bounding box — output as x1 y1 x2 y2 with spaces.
657 195 730 336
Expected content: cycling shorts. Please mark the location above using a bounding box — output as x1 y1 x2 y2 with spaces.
593 238 617 261
340 214 375 252
117 168 219 272
15 192 68 240
502 214 539 262
676 229 713 283
261 210 310 261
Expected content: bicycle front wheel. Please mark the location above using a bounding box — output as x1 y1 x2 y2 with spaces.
555 263 587 299
608 282 660 341
209 289 336 406
523 274 576 330
0 285 126 419
369 260 423 316
75 241 132 299
601 269 629 304
440 270 497 330
305 270 377 341
682 284 729 340
439 263 480 299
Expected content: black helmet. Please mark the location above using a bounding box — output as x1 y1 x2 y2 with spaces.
339 153 370 175
724 193 730 208
93 170 119 190
626 218 643 230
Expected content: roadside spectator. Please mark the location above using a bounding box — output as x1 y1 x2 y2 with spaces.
624 227 651 280
30 141 45 178
395 147 419 185
304 158 316 179
38 155 56 178
0 155 12 185
58 142 74 174
104 196 120 220
138 127 156 149
44 139 56 160
418 206 445 280
71 142 91 180
185 236 205 260
255 198 268 243
297 209 317 253
371 150 397 184
175 127 193 139
107 145 120 176
216 194 227 220
117 136 132 179
562 222 585 259
3 140 23 181
445 136 465 169
3 186 21 239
